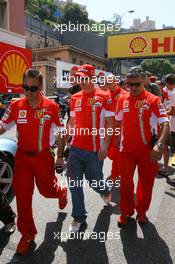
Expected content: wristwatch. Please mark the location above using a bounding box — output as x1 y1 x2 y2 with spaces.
156 142 165 149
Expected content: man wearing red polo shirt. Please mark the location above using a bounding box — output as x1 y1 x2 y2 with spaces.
0 69 67 255
115 68 169 227
68 64 114 233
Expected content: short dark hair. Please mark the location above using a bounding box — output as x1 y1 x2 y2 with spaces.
127 66 146 79
165 73 175 85
23 68 43 84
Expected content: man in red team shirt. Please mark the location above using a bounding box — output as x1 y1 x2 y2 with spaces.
0 69 67 255
107 74 127 183
115 68 169 227
67 64 114 233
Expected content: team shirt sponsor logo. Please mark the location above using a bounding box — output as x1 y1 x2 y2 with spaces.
142 103 150 110
123 108 129 113
159 109 166 115
75 99 82 107
123 101 129 108
17 119 27 124
135 100 145 108
158 103 166 115
75 107 82 112
44 114 51 120
107 99 112 104
94 101 102 107
87 98 103 107
18 110 27 118
35 110 44 119
88 98 95 106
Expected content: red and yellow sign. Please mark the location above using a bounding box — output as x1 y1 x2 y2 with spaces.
0 42 32 94
108 29 175 59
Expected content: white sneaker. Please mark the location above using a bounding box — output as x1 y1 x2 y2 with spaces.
101 192 112 206
69 220 81 234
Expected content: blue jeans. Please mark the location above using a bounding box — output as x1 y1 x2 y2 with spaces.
68 146 111 223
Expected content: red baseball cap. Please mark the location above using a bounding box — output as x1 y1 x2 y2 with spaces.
70 66 79 72
98 71 105 77
75 64 95 77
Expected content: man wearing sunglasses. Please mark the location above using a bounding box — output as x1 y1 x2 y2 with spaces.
115 68 170 227
0 69 67 255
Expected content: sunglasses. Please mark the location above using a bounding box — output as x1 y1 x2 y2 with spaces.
127 82 141 87
22 84 39 92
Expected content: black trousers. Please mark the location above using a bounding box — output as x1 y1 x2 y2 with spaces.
0 191 16 225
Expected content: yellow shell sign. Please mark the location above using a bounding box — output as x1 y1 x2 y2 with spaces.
2 53 28 86
130 37 147 53
0 42 32 94
108 29 175 59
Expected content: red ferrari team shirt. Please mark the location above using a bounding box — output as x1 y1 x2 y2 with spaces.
1 96 64 152
70 88 114 152
115 90 169 152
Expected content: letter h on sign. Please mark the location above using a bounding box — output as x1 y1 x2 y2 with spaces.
151 37 175 53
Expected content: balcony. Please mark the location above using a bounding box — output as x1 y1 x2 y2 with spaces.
0 27 26 48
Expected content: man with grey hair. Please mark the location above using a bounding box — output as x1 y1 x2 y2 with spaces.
115 67 170 227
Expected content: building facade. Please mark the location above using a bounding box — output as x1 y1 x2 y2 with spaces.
0 0 26 47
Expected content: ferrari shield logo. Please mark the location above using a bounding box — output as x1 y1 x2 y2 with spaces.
88 98 95 106
135 100 145 108
35 110 44 118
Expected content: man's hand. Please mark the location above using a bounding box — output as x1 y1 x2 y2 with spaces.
98 144 108 160
151 145 163 162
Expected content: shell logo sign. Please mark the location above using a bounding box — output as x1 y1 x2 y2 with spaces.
108 29 175 59
0 42 32 94
129 37 147 53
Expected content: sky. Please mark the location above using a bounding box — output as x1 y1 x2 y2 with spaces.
75 0 175 29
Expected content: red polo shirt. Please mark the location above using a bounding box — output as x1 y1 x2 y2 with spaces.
1 96 64 152
115 90 169 152
70 88 114 152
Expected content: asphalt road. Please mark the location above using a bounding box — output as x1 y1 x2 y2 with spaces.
0 128 175 264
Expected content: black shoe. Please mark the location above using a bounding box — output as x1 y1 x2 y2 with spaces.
167 178 175 187
158 169 169 178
